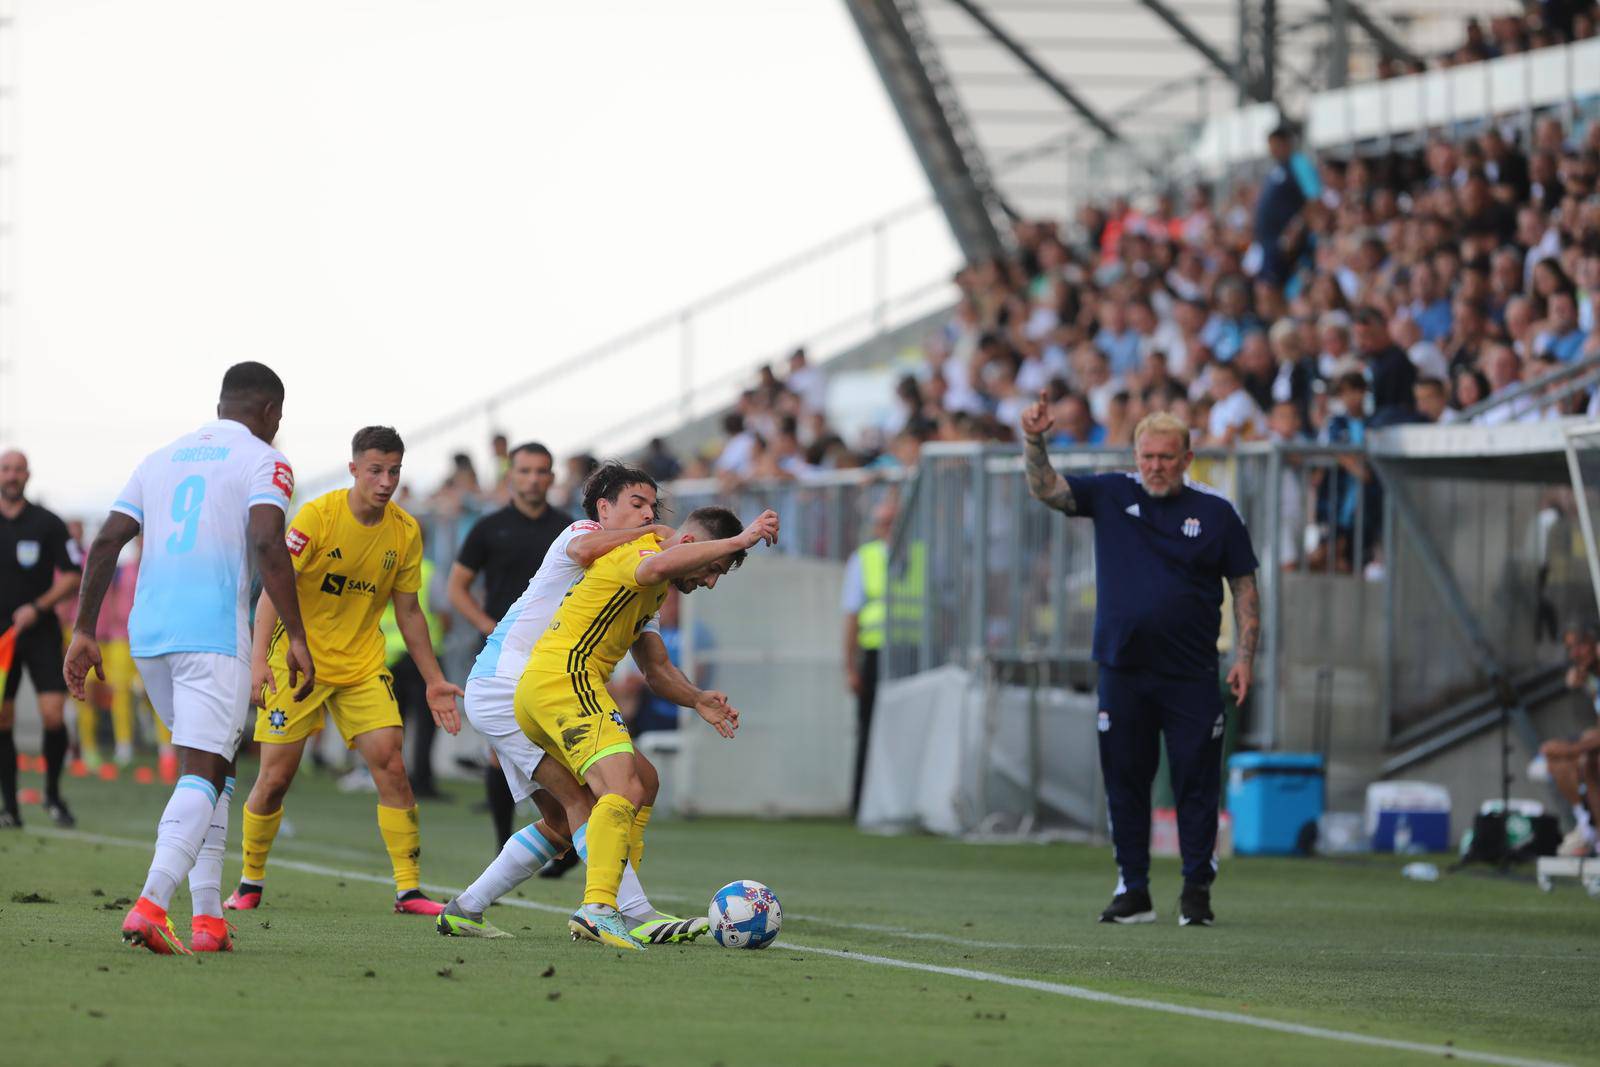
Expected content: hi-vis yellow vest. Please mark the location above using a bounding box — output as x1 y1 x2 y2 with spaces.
380 556 441 665
857 539 925 651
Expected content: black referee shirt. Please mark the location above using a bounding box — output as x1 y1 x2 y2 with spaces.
0 502 79 619
456 504 572 620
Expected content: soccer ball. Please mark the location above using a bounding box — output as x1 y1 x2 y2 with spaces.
707 879 782 949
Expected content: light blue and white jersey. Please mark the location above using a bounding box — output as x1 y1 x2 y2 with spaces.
111 419 294 661
468 519 658 683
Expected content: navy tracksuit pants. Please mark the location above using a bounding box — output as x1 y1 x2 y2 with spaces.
1097 666 1225 891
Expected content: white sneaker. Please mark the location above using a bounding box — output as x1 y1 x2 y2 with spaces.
337 767 377 793
1557 827 1596 858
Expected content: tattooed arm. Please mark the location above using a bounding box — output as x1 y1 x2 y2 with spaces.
1020 391 1077 515
1226 572 1259 704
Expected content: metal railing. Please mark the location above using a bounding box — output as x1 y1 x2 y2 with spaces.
665 467 909 564
876 442 1377 747
298 125 1116 501
399 430 1578 816
1459 352 1600 424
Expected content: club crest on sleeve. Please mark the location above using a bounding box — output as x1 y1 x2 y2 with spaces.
285 528 309 556
1182 517 1201 538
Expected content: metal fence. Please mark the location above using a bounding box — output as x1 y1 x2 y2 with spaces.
665 468 909 564
879 442 1388 749
406 437 1574 767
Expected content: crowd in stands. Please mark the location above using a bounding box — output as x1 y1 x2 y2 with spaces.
1433 1 1600 74
399 17 1600 575
667 113 1600 494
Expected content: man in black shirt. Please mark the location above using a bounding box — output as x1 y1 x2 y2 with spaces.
446 442 569 849
1352 307 1419 426
0 450 83 828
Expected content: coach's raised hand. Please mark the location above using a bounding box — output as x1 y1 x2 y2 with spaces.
1020 390 1055 438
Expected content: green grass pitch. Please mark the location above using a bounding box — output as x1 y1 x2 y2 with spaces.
0 763 1596 1067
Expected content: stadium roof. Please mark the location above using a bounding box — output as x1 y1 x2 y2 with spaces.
848 0 1510 258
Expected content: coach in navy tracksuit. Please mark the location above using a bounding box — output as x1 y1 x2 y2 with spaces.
1021 400 1260 927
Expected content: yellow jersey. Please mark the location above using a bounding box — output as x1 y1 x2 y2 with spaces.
268 489 423 686
526 533 668 681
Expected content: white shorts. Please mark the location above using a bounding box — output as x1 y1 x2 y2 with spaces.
464 674 544 802
134 652 252 759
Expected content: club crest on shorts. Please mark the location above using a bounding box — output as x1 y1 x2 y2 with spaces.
1182 517 1201 538
1097 710 1110 733
268 709 288 733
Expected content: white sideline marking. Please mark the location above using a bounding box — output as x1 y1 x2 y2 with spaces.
782 944 1569 1067
26 827 1571 1067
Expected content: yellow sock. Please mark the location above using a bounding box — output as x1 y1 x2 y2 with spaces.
241 806 285 883
629 805 652 871
76 702 101 760
376 804 422 893
583 794 637 910
110 689 134 749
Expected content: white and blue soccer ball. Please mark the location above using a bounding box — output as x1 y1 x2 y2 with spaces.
707 879 782 949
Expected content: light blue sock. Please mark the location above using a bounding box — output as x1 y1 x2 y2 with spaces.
573 822 588 862
457 823 558 916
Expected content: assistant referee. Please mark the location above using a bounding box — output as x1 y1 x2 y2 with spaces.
0 450 83 829
1021 400 1260 927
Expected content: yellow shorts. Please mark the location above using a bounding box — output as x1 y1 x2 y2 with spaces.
514 669 634 781
254 665 400 748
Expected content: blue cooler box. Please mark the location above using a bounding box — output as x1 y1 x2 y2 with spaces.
1227 753 1325 855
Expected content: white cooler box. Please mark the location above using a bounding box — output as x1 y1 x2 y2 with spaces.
1365 781 1451 852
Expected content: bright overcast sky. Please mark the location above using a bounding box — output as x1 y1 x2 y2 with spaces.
1 0 953 516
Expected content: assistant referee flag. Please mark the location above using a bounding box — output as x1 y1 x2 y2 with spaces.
0 626 14 698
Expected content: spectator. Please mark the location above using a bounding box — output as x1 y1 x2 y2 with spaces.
1200 279 1259 363
1413 377 1456 423
639 436 683 483
1445 295 1491 372
1391 314 1450 384
1267 399 1309 566
1537 623 1600 857
1453 365 1492 411
1533 288 1587 361
1267 319 1319 424
1352 307 1418 424
713 414 757 477
489 433 510 491
1408 261 1454 341
1317 312 1356 378
1204 361 1266 446
1313 372 1380 572
1048 393 1106 447
1255 123 1316 284
549 452 599 511
1477 342 1527 424
1094 300 1142 379
1505 294 1538 358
